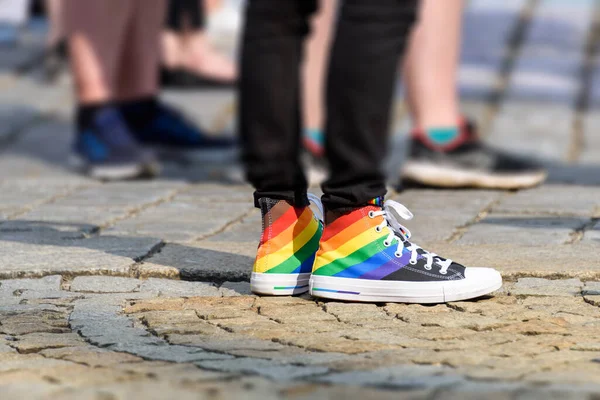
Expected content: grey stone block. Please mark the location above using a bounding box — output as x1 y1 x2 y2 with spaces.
583 282 600 296
220 281 252 297
0 275 61 294
110 343 232 362
319 365 463 389
139 278 221 297
492 185 600 216
457 214 585 245
197 358 328 381
70 276 142 293
0 235 161 279
433 385 524 400
140 242 255 282
512 278 583 297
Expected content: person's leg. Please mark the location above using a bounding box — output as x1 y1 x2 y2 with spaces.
118 0 233 150
302 0 337 155
403 0 461 132
65 0 157 179
311 0 502 303
162 0 200 72
115 0 165 102
241 0 323 296
179 0 236 83
65 0 131 104
321 0 416 210
401 0 546 189
241 0 317 206
161 0 236 85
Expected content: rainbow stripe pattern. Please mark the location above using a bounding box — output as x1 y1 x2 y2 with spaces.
253 206 323 275
312 205 420 280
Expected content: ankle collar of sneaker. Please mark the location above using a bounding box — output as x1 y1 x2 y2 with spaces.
411 116 476 152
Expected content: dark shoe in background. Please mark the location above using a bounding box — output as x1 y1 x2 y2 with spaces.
72 108 159 180
401 120 547 189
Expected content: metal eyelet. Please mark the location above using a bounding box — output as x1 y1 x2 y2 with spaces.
368 211 375 218
394 252 402 258
409 260 417 265
375 226 382 233
383 240 391 247
439 270 448 275
424 266 432 271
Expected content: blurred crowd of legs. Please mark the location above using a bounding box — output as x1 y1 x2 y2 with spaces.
3 0 546 190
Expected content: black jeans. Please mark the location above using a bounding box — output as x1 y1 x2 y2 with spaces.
240 0 418 209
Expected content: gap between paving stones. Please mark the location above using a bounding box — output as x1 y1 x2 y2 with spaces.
567 217 600 244
82 184 193 237
0 182 97 224
447 191 513 244
190 205 256 243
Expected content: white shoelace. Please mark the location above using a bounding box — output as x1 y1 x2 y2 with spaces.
307 193 324 223
368 200 453 275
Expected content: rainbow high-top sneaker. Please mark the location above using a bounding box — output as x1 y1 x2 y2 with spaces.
310 198 502 303
251 194 324 295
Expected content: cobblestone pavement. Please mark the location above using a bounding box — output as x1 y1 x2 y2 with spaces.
4 0 600 398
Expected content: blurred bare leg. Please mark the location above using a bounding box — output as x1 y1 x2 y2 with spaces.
64 0 132 103
303 0 337 137
162 0 236 82
45 0 63 46
403 0 463 129
116 0 166 101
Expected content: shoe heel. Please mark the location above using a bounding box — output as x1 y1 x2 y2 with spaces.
250 272 310 296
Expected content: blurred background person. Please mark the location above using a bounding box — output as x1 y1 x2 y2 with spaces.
161 0 237 88
303 0 547 190
399 0 546 189
64 0 234 180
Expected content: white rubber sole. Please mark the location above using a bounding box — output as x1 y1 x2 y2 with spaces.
250 272 311 296
310 268 503 303
69 155 160 181
402 161 547 190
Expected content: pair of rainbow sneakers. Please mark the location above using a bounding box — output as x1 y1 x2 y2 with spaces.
251 195 502 303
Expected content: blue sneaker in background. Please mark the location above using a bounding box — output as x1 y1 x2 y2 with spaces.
72 107 159 180
124 102 236 150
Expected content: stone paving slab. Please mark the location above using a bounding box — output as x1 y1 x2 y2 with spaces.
0 235 161 279
106 185 254 243
428 242 600 280
491 185 600 216
487 103 573 160
457 213 586 245
139 241 255 281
